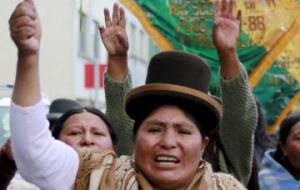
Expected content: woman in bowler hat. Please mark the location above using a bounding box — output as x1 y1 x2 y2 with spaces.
102 1 258 188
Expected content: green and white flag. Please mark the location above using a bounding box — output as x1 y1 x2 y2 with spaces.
120 0 300 133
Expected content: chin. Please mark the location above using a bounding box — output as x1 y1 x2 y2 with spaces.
151 173 182 186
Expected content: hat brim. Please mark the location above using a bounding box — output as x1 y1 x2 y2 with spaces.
125 83 223 132
47 113 63 121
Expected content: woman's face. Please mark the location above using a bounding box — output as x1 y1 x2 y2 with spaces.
134 105 208 190
281 122 300 171
59 112 114 153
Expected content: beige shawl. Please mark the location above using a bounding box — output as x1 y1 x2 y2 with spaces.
74 149 247 190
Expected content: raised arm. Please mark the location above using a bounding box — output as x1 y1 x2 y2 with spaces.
10 0 41 106
9 1 79 189
213 0 257 185
99 2 128 81
213 0 241 78
100 3 134 155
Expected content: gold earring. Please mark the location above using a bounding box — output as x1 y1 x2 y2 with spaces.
198 160 205 170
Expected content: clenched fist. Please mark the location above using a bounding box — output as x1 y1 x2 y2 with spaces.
9 0 41 57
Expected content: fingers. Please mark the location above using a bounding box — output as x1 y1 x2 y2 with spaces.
220 0 227 17
213 0 220 22
9 0 41 55
10 15 36 30
228 0 234 19
214 0 240 21
112 3 120 25
104 8 112 28
119 7 126 28
99 25 106 39
9 1 36 24
11 26 35 41
9 2 37 41
103 3 126 29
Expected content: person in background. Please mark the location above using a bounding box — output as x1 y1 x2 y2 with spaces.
101 1 258 188
51 106 118 152
0 98 81 190
259 112 300 189
254 99 276 170
47 98 82 130
0 97 116 189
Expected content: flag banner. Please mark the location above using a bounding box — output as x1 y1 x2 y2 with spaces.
120 0 300 133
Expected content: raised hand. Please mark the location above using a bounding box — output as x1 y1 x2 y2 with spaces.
10 0 41 106
99 3 129 80
213 0 241 51
99 3 128 57
9 0 41 57
212 0 241 78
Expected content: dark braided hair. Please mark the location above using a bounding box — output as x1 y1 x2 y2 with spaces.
274 112 300 167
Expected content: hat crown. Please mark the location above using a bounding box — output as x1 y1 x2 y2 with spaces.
125 51 222 133
48 98 82 120
146 51 211 93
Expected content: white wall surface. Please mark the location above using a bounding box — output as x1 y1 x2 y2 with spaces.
0 0 75 100
0 0 155 105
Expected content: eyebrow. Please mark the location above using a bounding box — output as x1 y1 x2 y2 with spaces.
144 120 196 129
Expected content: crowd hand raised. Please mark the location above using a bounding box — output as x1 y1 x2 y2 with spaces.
212 0 241 51
9 0 41 57
99 3 128 80
212 0 241 78
99 3 128 58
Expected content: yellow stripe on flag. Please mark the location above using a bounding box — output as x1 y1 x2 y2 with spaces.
119 0 174 50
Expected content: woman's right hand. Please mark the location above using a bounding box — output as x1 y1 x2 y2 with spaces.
9 0 41 57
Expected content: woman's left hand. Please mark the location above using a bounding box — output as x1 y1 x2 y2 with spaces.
212 0 241 51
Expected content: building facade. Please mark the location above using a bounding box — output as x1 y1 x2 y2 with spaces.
0 0 158 109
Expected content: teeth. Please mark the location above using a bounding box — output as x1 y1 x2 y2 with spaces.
156 156 177 162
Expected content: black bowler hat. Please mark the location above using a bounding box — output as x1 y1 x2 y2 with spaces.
125 51 223 133
47 98 82 122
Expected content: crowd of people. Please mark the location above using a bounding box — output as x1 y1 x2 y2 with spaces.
0 0 299 189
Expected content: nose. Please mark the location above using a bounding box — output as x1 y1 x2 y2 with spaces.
159 129 177 149
80 132 94 146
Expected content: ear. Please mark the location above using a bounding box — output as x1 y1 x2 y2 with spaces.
200 136 209 156
279 142 287 156
113 145 117 153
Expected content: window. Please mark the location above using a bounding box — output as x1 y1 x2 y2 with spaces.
78 14 88 58
93 21 100 60
78 14 100 61
129 23 137 57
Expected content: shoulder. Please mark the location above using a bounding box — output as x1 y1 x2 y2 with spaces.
259 150 282 176
212 172 247 190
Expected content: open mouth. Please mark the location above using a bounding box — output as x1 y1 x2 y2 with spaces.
155 155 179 164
